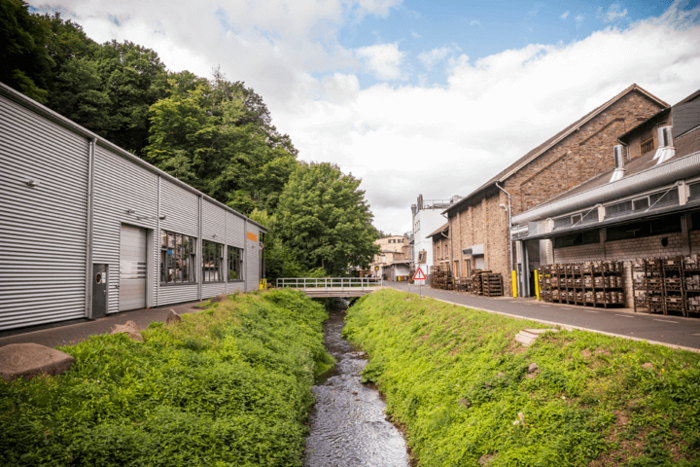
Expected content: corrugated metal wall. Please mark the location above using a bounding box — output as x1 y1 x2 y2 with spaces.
1 86 267 329
246 225 261 291
0 95 89 330
93 145 158 314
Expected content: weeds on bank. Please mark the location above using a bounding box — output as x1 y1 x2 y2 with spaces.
343 289 700 467
0 289 334 467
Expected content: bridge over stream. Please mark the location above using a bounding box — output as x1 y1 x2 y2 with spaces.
276 277 383 298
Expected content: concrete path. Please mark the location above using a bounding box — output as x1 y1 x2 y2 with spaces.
0 301 202 349
386 282 700 351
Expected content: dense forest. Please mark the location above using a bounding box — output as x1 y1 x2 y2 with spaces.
1 0 379 279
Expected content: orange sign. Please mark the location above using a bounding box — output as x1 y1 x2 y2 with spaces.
247 232 258 242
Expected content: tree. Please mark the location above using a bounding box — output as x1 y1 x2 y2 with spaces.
275 162 379 276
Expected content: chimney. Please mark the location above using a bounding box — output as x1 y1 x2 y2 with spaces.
654 126 675 165
609 145 626 183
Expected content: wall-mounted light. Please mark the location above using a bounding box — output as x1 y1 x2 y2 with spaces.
126 209 136 214
212 234 218 238
159 215 166 220
26 180 40 187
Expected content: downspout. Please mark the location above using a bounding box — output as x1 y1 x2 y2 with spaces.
84 138 96 318
441 212 453 274
495 182 513 277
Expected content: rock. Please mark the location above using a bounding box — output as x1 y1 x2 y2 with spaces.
528 362 538 373
110 321 144 342
641 362 654 370
166 309 183 325
525 373 536 380
209 294 228 304
497 371 505 378
0 343 75 382
581 349 592 358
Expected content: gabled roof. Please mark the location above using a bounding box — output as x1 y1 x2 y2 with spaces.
427 222 449 238
444 84 669 214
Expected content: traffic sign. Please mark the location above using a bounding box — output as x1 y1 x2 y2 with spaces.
413 267 427 281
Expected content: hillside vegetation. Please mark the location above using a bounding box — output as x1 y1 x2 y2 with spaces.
0 289 333 467
343 289 700 467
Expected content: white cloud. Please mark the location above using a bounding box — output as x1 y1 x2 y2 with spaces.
598 3 628 23
574 14 585 28
560 11 570 20
25 0 700 235
411 30 422 38
469 19 481 27
356 43 406 80
417 46 454 70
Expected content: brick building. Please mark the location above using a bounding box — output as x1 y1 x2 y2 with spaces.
428 223 451 272
369 235 411 281
442 84 668 296
511 88 700 306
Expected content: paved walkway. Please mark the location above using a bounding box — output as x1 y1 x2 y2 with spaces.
387 282 700 351
0 301 203 348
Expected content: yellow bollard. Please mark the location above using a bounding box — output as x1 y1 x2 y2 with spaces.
535 270 540 300
512 270 517 298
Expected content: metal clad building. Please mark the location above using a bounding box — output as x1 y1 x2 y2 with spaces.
0 82 267 331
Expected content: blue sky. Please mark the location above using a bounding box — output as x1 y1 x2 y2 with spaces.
27 0 700 234
336 1 683 88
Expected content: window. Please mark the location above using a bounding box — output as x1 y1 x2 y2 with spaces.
227 246 243 281
202 240 224 282
553 229 600 248
160 231 196 284
605 200 632 219
606 214 681 242
641 137 655 155
633 197 650 211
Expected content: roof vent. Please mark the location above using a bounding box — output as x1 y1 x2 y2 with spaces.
654 126 675 165
609 145 626 183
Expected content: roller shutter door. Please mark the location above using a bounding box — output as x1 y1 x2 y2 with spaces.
119 225 147 311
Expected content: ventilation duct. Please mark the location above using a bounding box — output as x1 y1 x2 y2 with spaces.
609 145 626 182
654 126 675 165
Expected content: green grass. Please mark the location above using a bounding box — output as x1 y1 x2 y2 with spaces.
343 289 700 467
0 289 334 467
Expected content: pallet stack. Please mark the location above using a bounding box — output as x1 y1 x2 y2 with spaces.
538 261 625 308
632 255 700 317
431 265 454 290
481 273 504 297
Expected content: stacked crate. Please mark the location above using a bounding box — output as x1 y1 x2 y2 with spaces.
481 273 504 297
538 261 625 308
632 254 700 317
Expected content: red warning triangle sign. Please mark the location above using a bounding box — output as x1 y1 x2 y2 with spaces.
412 267 427 281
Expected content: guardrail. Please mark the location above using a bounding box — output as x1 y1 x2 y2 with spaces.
276 277 383 290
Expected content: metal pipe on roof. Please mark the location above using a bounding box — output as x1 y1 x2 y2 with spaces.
512 150 700 224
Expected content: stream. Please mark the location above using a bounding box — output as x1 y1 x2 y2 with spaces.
303 301 411 467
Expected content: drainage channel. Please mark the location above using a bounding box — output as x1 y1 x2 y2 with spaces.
303 301 410 467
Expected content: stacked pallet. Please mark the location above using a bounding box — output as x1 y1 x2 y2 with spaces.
431 266 454 290
538 261 625 308
632 255 700 317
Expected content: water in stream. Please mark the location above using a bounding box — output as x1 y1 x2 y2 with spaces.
303 302 411 467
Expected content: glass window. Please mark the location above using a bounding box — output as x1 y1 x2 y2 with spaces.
228 246 244 281
203 240 224 282
160 230 196 284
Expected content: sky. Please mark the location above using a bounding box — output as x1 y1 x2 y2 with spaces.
29 0 700 235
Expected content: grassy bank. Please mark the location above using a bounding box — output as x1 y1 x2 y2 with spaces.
343 289 700 467
0 289 333 467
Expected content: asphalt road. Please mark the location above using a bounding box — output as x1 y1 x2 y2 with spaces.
386 282 700 351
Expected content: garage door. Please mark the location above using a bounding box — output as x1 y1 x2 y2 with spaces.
119 225 147 311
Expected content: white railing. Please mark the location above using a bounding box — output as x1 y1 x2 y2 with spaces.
276 277 383 290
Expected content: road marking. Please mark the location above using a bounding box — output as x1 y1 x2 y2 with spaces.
653 319 678 324
616 315 634 318
584 310 599 313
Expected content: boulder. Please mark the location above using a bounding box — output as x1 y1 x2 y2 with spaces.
0 343 75 382
110 321 144 342
528 362 538 373
166 309 183 325
209 294 228 304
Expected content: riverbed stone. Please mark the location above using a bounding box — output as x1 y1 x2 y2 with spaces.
0 343 75 382
110 321 143 342
166 309 183 325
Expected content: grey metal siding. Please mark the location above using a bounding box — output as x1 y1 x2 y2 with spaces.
202 282 227 298
246 226 261 291
227 282 245 294
93 145 158 314
0 95 89 330
161 179 198 237
226 212 245 248
203 200 226 241
159 285 199 306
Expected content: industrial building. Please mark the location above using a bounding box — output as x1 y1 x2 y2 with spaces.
409 194 459 276
0 82 267 331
